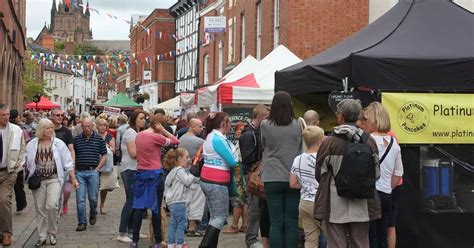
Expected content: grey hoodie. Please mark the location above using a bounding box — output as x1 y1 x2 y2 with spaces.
164 166 199 205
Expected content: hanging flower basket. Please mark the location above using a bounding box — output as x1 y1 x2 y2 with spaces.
136 95 145 104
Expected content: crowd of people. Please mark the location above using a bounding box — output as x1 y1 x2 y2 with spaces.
0 91 403 248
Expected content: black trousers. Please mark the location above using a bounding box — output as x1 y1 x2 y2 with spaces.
14 170 27 211
132 173 165 243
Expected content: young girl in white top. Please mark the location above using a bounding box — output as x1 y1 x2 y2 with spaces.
362 102 403 248
163 148 199 248
289 126 326 248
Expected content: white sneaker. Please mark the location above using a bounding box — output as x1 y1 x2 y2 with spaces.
117 235 133 243
139 233 148 239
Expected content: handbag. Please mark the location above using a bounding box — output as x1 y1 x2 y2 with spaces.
246 161 265 199
101 146 114 172
190 144 204 177
28 170 41 190
99 166 119 191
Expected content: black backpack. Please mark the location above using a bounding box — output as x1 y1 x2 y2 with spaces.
334 130 377 199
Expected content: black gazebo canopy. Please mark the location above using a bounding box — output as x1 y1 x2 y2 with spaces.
275 0 474 94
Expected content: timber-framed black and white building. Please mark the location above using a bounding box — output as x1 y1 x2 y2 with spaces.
169 0 200 94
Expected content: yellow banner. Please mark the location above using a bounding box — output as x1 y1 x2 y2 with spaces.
381 93 474 144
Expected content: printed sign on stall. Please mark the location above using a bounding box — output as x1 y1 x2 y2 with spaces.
381 93 474 144
103 106 121 117
223 108 252 144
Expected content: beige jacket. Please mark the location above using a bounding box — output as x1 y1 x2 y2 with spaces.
314 124 381 223
4 122 26 173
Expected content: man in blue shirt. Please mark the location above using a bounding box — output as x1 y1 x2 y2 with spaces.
73 118 107 231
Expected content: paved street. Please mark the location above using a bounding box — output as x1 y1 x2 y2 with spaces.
12 181 246 248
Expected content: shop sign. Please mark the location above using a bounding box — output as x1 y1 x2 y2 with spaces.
143 70 152 81
328 90 357 113
204 16 226 33
381 93 474 144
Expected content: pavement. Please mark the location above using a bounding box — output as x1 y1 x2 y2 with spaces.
10 181 247 248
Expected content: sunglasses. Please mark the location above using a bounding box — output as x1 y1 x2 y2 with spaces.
54 114 65 117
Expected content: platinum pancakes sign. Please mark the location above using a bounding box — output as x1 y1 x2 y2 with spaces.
398 101 430 134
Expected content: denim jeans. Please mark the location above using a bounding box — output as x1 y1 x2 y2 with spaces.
200 181 229 230
119 169 136 234
76 170 99 225
264 182 300 248
167 202 187 245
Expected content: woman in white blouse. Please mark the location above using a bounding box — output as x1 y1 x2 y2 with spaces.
362 102 403 248
25 118 79 247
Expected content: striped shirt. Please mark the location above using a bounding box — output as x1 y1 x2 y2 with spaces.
73 131 107 169
290 152 319 202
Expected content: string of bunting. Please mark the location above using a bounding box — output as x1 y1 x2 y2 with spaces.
29 31 218 73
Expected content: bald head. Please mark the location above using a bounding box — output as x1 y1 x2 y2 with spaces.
304 110 320 126
188 118 204 136
81 117 94 136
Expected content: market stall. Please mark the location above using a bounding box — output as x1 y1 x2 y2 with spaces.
196 55 259 108
94 93 142 111
152 96 181 117
275 0 474 247
25 96 60 110
195 45 301 109
219 45 302 105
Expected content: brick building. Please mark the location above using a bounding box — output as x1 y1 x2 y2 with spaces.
0 0 26 110
198 0 369 86
129 9 175 110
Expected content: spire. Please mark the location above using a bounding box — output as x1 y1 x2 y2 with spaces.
85 0 90 16
51 0 57 12
51 0 57 29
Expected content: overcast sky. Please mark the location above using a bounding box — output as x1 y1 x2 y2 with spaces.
26 0 176 40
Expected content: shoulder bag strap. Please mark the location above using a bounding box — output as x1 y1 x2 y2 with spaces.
379 137 394 164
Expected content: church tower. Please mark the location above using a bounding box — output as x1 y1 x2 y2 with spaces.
46 0 93 43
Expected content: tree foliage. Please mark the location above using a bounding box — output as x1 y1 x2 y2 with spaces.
54 41 65 52
74 43 103 56
23 55 53 101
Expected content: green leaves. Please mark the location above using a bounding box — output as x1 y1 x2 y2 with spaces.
23 55 51 102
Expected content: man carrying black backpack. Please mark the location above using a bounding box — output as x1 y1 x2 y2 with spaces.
314 99 381 248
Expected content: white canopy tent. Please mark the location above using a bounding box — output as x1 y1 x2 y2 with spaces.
196 55 259 107
152 96 181 111
230 45 302 104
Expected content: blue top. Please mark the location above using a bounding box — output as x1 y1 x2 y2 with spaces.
73 131 107 168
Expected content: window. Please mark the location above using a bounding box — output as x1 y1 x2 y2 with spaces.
274 0 280 48
256 2 262 59
233 17 237 61
241 14 246 60
204 54 210 85
228 18 233 62
218 41 224 79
